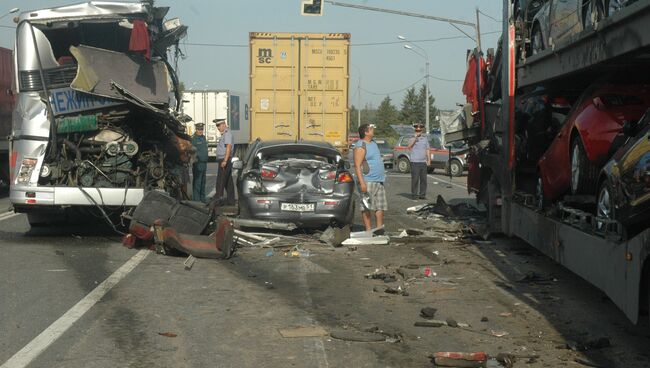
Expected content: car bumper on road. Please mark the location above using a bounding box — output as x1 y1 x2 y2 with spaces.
241 193 354 227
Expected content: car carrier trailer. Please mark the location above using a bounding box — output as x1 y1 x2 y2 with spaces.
463 0 650 324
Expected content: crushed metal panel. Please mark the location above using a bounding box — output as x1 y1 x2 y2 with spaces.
70 45 170 105
16 23 59 72
18 1 148 23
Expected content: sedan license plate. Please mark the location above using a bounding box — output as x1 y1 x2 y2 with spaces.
281 203 315 212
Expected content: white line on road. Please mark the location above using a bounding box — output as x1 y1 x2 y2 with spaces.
0 212 19 222
427 175 468 190
0 249 149 368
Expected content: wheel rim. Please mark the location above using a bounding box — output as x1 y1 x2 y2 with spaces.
399 159 408 172
536 177 544 209
451 162 461 176
571 144 580 193
597 185 611 220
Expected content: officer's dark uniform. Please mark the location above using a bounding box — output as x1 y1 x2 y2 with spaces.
191 123 209 202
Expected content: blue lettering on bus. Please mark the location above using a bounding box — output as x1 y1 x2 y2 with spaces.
49 88 122 115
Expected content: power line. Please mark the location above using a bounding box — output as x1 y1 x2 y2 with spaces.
180 31 501 49
478 10 501 23
183 42 247 48
361 76 426 96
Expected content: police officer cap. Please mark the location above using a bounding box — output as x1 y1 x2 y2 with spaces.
195 122 205 129
213 118 226 126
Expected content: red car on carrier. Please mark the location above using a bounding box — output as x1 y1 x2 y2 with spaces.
538 81 650 202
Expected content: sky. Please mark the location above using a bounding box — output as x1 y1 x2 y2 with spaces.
0 0 504 110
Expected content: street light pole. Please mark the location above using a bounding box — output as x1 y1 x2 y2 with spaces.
351 64 362 128
400 38 430 133
425 60 430 132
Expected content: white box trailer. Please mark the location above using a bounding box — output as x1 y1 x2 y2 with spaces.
181 90 250 158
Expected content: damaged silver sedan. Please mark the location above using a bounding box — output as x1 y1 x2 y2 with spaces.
9 1 190 224
234 140 356 228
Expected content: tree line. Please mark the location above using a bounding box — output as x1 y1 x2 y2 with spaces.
349 83 439 141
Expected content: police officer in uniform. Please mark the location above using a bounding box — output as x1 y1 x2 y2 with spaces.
191 122 208 202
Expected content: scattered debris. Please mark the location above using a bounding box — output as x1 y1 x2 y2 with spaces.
319 225 351 247
414 320 446 328
158 332 177 338
384 287 399 294
516 271 555 284
420 307 438 319
342 235 390 246
574 358 606 368
329 329 388 342
409 195 483 219
431 352 487 368
446 318 459 328
490 330 509 338
559 337 611 352
278 326 329 338
494 353 540 368
414 319 470 328
363 326 403 343
366 269 398 283
183 255 196 270
498 312 512 317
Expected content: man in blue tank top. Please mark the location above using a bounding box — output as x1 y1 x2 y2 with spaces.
353 123 387 233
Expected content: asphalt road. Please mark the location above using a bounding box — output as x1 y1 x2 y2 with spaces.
1 165 650 368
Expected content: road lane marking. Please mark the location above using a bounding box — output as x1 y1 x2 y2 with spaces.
0 212 19 222
0 249 149 368
427 175 467 190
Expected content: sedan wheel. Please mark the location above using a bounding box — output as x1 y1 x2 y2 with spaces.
570 138 599 195
397 157 411 173
536 176 548 210
596 179 618 231
596 181 612 221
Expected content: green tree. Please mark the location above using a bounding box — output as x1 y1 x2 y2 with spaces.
375 96 399 139
399 87 420 125
349 104 360 132
361 102 377 126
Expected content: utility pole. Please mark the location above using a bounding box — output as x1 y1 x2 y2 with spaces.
425 60 430 132
357 73 361 127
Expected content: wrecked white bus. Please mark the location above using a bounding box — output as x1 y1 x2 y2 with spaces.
9 1 191 225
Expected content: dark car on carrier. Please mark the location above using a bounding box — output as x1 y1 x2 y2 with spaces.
233 140 355 228
596 110 650 237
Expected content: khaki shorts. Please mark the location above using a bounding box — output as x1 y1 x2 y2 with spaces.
359 182 387 211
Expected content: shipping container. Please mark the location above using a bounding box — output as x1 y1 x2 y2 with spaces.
182 90 250 158
249 32 349 151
